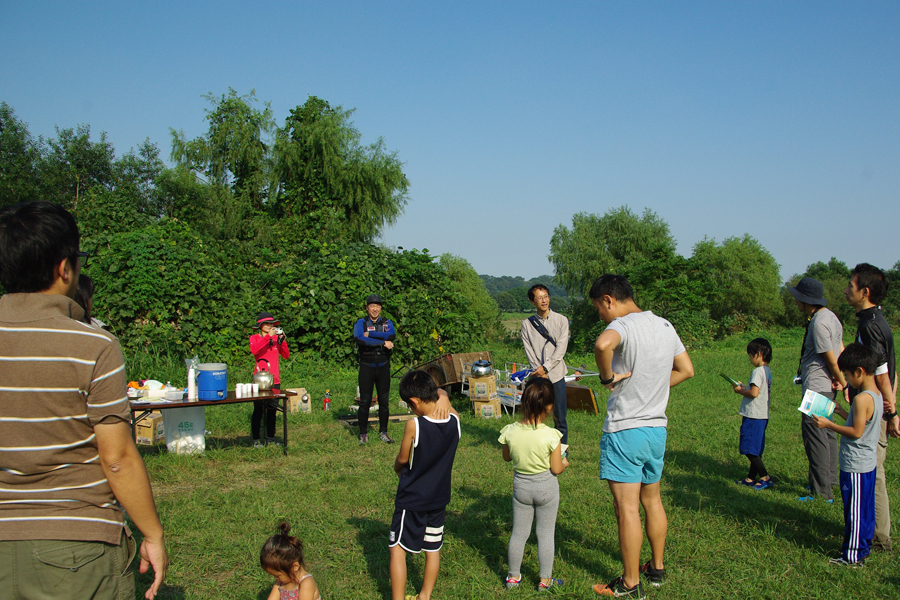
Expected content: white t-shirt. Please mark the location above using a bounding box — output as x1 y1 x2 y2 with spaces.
603 311 686 433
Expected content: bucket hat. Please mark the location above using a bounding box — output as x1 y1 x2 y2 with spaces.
788 277 827 307
365 294 383 306
254 312 280 328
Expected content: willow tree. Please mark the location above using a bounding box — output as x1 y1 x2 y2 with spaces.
170 89 277 240
549 206 676 297
275 96 408 243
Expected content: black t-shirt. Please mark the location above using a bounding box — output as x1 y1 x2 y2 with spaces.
850 306 896 403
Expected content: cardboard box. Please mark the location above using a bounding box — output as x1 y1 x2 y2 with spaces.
469 375 498 400
473 398 501 419
286 388 310 414
134 411 165 445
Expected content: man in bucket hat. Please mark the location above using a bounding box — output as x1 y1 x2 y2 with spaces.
790 277 847 502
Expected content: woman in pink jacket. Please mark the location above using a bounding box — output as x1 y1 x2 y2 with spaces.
249 312 290 447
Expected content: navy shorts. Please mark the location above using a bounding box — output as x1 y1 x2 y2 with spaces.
739 417 767 456
389 507 446 553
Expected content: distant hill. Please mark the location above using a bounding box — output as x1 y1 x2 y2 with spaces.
479 274 567 297
479 275 570 313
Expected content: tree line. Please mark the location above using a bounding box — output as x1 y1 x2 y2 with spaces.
0 96 495 369
549 206 900 349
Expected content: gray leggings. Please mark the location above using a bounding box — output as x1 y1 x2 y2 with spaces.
507 470 559 579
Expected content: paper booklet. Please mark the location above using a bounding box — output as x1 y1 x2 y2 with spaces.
719 372 741 387
798 389 835 419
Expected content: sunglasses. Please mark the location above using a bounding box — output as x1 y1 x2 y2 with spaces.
76 251 91 267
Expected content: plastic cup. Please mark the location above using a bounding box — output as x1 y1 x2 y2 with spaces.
252 383 259 396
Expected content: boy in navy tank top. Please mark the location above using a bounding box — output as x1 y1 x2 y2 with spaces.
389 370 461 600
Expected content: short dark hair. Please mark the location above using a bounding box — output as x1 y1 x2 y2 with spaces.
837 342 878 376
527 284 549 302
0 201 80 293
520 377 555 425
589 274 633 301
746 338 772 363
399 369 439 403
851 263 888 306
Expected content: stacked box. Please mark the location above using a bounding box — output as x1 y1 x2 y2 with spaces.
287 388 311 414
469 375 498 400
134 411 165 445
473 398 502 419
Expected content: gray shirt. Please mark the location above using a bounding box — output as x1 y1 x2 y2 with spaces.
521 309 569 384
604 311 686 433
740 365 771 420
839 390 882 473
800 308 843 395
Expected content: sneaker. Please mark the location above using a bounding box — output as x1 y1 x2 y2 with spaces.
252 440 264 449
505 576 521 589
640 561 666 587
379 432 395 444
797 495 834 503
359 434 368 445
753 479 774 490
265 437 282 446
537 578 563 591
593 576 645 598
829 557 865 568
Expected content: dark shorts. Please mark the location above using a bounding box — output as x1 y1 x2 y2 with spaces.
389 507 446 553
739 417 768 456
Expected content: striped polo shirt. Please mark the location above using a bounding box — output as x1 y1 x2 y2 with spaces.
0 293 130 544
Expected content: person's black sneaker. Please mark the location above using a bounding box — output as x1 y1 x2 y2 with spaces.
379 432 395 444
640 561 666 587
359 434 368 445
593 576 645 599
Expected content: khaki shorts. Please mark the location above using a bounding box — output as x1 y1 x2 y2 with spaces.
0 528 136 600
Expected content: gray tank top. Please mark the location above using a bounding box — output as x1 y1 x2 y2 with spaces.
839 390 883 473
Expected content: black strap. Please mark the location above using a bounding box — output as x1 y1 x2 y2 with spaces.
528 315 556 347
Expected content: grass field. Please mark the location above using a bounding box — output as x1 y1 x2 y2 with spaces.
130 334 900 599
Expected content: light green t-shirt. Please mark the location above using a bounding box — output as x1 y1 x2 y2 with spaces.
498 421 563 475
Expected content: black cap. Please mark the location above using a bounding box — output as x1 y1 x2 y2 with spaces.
365 294 383 306
788 277 827 307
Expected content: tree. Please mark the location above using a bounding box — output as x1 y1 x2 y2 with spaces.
691 234 783 322
549 206 676 297
275 96 408 243
37 124 117 210
438 254 501 339
0 102 41 207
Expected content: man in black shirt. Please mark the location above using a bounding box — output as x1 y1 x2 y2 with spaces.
844 263 897 551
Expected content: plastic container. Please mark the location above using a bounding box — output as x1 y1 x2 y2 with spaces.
161 406 206 454
197 363 227 401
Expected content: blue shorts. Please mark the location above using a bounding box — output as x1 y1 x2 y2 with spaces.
599 427 667 484
388 507 445 553
739 417 767 456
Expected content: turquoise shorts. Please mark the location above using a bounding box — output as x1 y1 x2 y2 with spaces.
599 427 667 484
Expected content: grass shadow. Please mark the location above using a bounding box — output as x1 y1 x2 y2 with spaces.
347 516 396 599
665 449 840 551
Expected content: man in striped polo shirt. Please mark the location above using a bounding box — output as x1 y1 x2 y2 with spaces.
0 202 167 599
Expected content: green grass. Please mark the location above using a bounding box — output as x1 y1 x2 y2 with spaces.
131 338 900 599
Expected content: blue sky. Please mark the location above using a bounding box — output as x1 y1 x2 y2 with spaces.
2 2 898 281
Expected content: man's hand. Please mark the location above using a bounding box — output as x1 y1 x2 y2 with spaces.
384 340 394 350
888 415 900 438
139 537 168 599
432 389 452 419
533 366 547 378
602 371 632 391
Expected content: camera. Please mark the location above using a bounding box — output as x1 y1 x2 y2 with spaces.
793 375 802 386
274 327 283 335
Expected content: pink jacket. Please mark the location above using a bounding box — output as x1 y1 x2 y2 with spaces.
249 333 290 384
